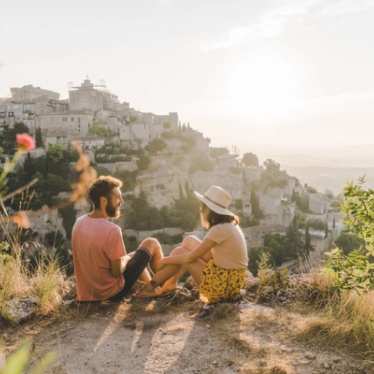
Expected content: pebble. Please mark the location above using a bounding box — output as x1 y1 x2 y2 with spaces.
305 352 316 360
298 359 311 365
280 346 294 353
323 362 332 369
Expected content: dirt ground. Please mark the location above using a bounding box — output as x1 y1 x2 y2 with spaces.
1 297 372 374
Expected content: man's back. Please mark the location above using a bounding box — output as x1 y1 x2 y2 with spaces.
72 215 125 301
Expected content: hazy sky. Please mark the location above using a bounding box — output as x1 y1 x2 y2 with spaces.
1 0 374 151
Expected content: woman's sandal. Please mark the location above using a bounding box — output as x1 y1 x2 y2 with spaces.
196 304 215 319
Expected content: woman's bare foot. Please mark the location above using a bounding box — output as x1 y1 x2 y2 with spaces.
135 283 176 298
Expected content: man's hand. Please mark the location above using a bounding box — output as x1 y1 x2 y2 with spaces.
111 254 132 277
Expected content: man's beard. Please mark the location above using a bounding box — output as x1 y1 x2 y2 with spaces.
106 201 121 218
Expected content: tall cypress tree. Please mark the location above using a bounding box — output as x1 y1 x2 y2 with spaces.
35 127 44 148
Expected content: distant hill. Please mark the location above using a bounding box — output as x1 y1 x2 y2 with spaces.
285 166 374 195
243 144 374 194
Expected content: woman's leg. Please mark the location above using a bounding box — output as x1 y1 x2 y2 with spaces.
160 245 193 291
147 245 188 289
138 237 165 273
182 259 206 285
154 235 204 290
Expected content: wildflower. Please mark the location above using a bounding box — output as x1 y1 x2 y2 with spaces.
16 133 35 151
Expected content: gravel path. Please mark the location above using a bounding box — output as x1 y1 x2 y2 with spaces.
23 299 371 374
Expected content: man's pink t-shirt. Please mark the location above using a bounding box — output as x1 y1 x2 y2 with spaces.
72 215 126 301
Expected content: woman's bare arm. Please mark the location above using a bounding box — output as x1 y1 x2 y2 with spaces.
160 238 216 266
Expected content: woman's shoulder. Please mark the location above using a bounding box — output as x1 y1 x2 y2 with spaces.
207 222 238 236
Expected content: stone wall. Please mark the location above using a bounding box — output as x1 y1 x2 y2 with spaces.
26 206 66 239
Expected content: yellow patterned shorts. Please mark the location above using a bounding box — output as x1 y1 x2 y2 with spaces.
199 260 246 304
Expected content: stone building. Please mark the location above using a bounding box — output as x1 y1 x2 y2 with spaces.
69 79 120 112
0 89 67 132
36 112 92 139
10 85 59 102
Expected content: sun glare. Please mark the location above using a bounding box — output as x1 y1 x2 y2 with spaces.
226 55 306 119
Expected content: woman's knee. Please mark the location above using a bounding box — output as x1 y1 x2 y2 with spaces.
170 245 189 256
182 235 201 251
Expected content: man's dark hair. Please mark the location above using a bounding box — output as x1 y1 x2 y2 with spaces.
88 176 123 209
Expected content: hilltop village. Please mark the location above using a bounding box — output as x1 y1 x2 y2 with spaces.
0 80 342 271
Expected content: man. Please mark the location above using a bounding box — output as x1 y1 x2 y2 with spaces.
72 175 164 301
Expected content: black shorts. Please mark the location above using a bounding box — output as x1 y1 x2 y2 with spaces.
109 248 151 301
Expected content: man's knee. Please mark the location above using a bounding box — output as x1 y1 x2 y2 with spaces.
139 237 160 256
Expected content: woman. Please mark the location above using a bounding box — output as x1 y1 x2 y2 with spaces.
141 185 249 305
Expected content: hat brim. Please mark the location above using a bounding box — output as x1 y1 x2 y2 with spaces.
194 191 235 217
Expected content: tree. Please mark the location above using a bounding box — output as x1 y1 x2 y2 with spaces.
1 122 30 155
261 159 288 189
145 138 167 154
210 147 229 158
241 152 259 167
326 180 374 291
335 231 365 255
263 159 280 173
59 205 77 239
286 216 305 259
250 188 263 220
35 127 43 148
292 190 310 213
136 154 150 170
304 224 313 258
88 121 112 137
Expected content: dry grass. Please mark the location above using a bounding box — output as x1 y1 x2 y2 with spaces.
0 255 30 316
32 259 65 315
296 271 374 357
0 253 65 321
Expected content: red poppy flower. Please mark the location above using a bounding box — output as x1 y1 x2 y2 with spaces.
16 133 35 151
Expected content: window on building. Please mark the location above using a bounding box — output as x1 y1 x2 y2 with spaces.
71 117 74 122
62 117 67 122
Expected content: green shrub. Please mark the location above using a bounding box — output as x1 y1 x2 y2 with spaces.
325 180 374 292
335 231 365 254
326 249 374 292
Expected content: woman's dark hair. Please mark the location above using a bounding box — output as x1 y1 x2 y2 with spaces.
201 203 240 228
88 175 123 209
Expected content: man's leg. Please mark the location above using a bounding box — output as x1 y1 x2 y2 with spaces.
109 237 165 301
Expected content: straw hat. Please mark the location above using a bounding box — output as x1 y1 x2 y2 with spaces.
194 185 235 217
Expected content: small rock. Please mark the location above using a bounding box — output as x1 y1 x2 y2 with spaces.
258 360 267 367
298 359 311 365
305 352 316 360
280 346 293 353
3 297 39 323
322 362 331 369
